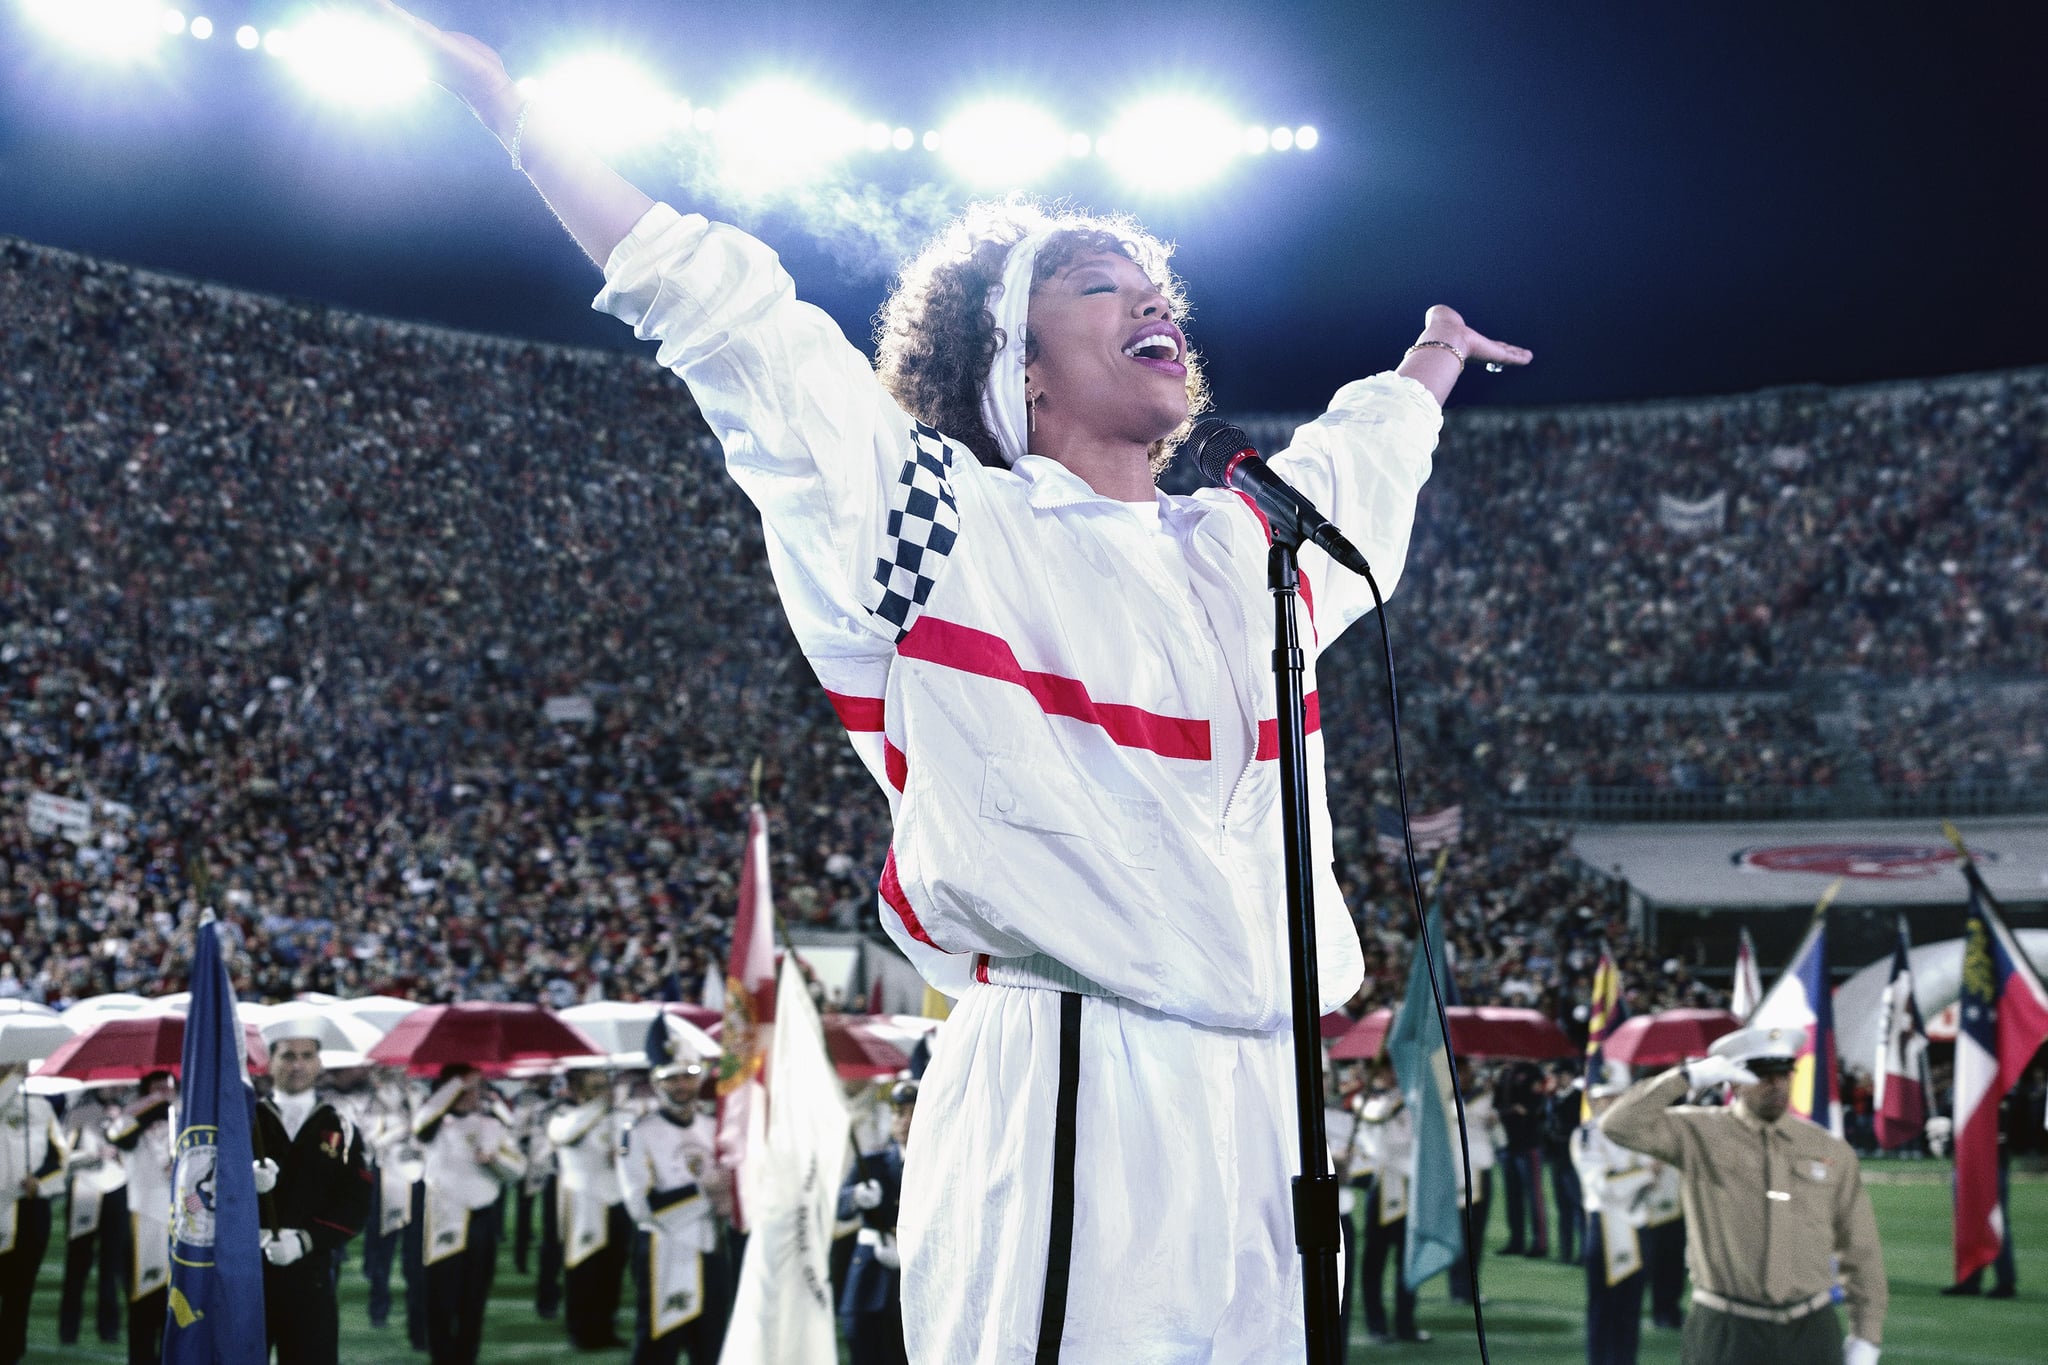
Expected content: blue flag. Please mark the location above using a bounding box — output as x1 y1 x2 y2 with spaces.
1388 905 1462 1291
164 919 266 1364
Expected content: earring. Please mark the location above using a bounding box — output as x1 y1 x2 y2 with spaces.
1026 390 1040 436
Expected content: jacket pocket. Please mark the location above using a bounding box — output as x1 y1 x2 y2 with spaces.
978 751 1162 870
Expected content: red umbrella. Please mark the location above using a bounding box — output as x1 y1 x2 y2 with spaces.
820 1014 910 1080
667 1003 722 1032
34 1013 269 1082
1329 1006 1575 1062
366 1003 604 1078
1603 1009 1742 1068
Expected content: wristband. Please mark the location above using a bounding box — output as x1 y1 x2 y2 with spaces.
1404 338 1465 370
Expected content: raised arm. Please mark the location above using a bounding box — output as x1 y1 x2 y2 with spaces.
367 0 650 268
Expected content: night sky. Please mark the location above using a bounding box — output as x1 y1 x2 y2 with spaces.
4 1 2044 413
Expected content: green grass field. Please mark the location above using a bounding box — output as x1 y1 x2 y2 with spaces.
22 1168 2045 1362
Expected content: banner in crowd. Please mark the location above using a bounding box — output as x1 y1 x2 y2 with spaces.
26 790 92 842
718 956 851 1365
1951 875 2048 1283
1873 915 1930 1150
1389 905 1461 1291
1656 489 1726 536
164 917 265 1365
1750 892 1843 1136
716 803 779 1231
1374 804 1463 858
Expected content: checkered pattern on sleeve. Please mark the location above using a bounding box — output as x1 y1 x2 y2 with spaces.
864 421 962 640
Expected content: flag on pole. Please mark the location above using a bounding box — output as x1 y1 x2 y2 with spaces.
1581 952 1624 1121
163 917 265 1365
1731 925 1762 1021
1375 804 1463 858
717 955 851 1365
1951 875 2048 1282
1873 915 1930 1150
1750 883 1843 1136
715 804 779 1233
1389 905 1462 1291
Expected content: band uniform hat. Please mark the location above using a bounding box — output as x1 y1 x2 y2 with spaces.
644 1013 707 1081
888 1079 920 1108
1588 1058 1632 1100
1707 1024 1800 1073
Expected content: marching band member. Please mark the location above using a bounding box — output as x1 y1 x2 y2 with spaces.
0 1065 66 1365
57 1083 125 1347
414 1064 527 1365
1574 1067 1655 1365
106 1071 174 1365
549 1064 633 1349
618 1036 729 1365
838 1080 918 1365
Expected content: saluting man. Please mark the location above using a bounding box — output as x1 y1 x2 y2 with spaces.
414 1064 527 1365
0 1063 67 1365
255 1022 375 1365
838 1079 917 1365
1602 1026 1887 1365
617 1034 730 1365
548 1064 633 1349
106 1070 175 1365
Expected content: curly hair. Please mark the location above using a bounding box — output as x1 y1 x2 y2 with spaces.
873 200 1211 476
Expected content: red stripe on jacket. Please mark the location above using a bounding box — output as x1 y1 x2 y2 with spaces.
825 690 885 732
1254 691 1322 761
879 848 949 953
897 617 1211 761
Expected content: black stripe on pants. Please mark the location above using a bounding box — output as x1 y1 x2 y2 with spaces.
1033 992 1083 1365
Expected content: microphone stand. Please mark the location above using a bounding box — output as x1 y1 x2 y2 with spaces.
1267 536 1343 1365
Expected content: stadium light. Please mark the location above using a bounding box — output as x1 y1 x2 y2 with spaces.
528 53 679 156
20 0 173 60
277 11 427 110
1295 125 1319 151
1270 126 1293 151
938 100 1068 189
713 79 862 197
1101 95 1244 192
189 14 211 40
234 23 258 50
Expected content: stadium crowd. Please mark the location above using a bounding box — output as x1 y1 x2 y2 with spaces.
2 239 2043 1023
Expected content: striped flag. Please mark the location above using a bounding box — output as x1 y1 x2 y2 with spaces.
1581 952 1624 1120
1375 804 1462 858
1750 886 1843 1136
1389 905 1461 1291
1872 916 1930 1150
1952 875 2048 1282
1731 925 1762 1021
715 804 779 1232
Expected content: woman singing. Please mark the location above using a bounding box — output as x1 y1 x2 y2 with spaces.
370 5 1529 1358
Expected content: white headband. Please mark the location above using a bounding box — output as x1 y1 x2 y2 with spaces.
977 229 1056 467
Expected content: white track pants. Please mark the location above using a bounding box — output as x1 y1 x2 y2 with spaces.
899 981 1327 1364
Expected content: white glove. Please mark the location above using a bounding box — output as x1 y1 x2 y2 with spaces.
252 1158 279 1194
1338 1187 1357 1217
851 1178 884 1211
872 1235 901 1270
264 1229 310 1267
1844 1335 1880 1365
1924 1116 1953 1157
1683 1056 1759 1091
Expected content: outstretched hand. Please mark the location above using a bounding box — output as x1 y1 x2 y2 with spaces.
360 0 517 124
1424 305 1533 371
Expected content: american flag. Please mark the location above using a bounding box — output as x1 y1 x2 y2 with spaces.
1374 804 1463 858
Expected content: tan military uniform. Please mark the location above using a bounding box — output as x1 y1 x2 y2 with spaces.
1601 1069 1886 1348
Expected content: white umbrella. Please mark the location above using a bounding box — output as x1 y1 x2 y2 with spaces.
0 1000 58 1018
559 1002 719 1063
0 1014 79 1066
258 1007 386 1057
330 995 428 1035
60 992 165 1021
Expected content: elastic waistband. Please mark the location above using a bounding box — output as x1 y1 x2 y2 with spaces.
1691 1287 1835 1324
978 952 1114 999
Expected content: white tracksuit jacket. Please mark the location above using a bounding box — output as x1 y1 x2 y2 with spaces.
596 203 1441 1364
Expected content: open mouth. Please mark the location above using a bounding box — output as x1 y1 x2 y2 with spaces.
1122 323 1187 374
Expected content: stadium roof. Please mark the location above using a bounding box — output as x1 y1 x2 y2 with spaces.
3 2 2044 413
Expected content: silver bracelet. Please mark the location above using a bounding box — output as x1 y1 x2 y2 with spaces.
1404 338 1465 370
508 97 535 173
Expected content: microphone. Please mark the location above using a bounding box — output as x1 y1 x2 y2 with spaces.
1184 418 1373 577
